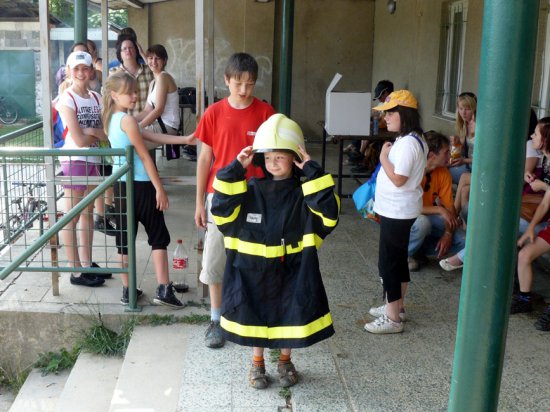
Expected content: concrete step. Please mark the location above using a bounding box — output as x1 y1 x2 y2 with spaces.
8 368 69 412
55 353 122 412
0 390 15 412
109 325 188 412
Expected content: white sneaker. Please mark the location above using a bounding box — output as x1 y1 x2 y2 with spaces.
364 314 404 334
439 258 463 272
368 304 406 322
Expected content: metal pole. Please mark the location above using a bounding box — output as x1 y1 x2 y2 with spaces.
125 146 140 312
272 0 294 115
74 0 87 44
448 1 539 410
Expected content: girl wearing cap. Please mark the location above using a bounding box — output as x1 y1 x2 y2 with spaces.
364 90 427 334
56 50 109 287
211 114 339 389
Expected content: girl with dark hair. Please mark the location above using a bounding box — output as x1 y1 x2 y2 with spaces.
110 35 153 116
513 117 550 332
136 44 180 137
364 90 427 334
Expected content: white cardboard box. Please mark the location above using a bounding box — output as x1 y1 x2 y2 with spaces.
325 73 371 136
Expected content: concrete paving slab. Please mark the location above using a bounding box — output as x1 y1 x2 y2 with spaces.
8 369 69 412
0 391 15 412
55 353 122 412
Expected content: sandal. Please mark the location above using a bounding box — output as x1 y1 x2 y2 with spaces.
277 361 298 388
248 364 268 389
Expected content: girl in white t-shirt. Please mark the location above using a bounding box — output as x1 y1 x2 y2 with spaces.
56 51 109 288
364 90 427 334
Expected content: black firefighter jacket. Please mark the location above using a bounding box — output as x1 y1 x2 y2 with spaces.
211 159 340 348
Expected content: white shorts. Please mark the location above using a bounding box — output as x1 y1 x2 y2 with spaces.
199 193 226 285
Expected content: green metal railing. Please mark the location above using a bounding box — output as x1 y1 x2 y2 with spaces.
0 144 140 311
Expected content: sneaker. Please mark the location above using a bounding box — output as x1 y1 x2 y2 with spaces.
248 364 268 389
120 287 144 305
510 295 533 314
204 320 225 348
408 256 419 271
90 262 112 279
277 361 298 388
153 283 185 308
94 216 117 236
439 258 463 272
70 273 105 287
364 314 404 334
172 282 189 293
368 304 406 322
534 307 550 331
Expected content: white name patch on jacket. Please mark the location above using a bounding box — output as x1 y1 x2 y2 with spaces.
246 213 262 224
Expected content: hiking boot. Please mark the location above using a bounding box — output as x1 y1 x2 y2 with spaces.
510 294 533 314
534 307 550 331
277 361 298 388
120 286 144 305
153 283 185 309
204 320 225 348
90 262 112 279
364 314 404 334
70 273 105 287
368 304 406 322
248 364 268 389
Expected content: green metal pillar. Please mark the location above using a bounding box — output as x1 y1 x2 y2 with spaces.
74 0 87 44
272 0 294 116
448 1 539 411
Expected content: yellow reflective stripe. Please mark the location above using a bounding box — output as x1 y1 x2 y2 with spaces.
213 177 247 195
302 174 334 196
212 205 241 226
220 313 333 340
308 206 338 228
224 233 323 257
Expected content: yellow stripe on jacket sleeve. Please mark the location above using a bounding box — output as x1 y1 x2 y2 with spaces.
302 174 334 196
212 205 241 226
213 177 247 195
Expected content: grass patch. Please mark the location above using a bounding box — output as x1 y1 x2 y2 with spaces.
269 348 281 363
77 314 136 357
0 365 30 393
279 386 291 401
141 313 210 326
34 347 79 376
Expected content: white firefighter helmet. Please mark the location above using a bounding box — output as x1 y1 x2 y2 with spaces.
252 113 304 160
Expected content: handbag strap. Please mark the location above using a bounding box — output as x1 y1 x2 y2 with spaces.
151 101 168 134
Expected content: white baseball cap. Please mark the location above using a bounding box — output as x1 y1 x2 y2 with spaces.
66 51 93 69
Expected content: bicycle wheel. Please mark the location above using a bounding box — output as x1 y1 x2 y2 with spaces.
0 103 18 124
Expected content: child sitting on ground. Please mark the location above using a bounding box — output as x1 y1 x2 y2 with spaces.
211 114 340 389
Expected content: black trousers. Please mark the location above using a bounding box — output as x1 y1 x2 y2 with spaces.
378 215 415 303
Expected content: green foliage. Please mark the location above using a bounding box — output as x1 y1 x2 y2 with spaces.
279 386 291 401
268 348 281 363
140 313 211 326
77 319 133 357
0 365 30 393
34 347 79 376
49 0 128 29
88 9 128 29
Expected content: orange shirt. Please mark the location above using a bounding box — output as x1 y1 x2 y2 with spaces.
421 166 453 209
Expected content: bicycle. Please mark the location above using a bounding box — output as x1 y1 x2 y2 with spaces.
0 182 49 242
0 96 18 125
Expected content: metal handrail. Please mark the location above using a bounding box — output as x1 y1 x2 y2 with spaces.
0 146 139 310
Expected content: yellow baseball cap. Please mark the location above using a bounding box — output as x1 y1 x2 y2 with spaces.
373 89 418 111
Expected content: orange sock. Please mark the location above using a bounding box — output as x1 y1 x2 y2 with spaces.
253 355 264 367
278 353 291 364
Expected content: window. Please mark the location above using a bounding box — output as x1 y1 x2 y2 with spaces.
536 5 550 118
436 1 468 118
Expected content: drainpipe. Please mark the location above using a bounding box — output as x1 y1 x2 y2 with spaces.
448 1 539 411
74 0 87 43
272 0 294 115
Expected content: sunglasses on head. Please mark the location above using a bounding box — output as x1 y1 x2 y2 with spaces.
459 92 477 102
424 172 432 192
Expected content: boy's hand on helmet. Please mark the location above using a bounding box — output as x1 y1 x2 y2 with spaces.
293 145 310 169
237 146 254 168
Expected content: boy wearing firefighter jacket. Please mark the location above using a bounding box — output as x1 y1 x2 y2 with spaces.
211 114 340 389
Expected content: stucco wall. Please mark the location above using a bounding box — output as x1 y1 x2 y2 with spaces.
129 0 375 140
372 0 483 136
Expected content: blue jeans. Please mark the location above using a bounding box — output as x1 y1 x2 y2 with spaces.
408 214 466 257
454 218 545 263
450 164 470 185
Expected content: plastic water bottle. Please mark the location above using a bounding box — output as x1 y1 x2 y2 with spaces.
172 239 188 270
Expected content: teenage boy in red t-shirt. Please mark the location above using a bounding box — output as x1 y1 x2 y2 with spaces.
195 52 275 348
